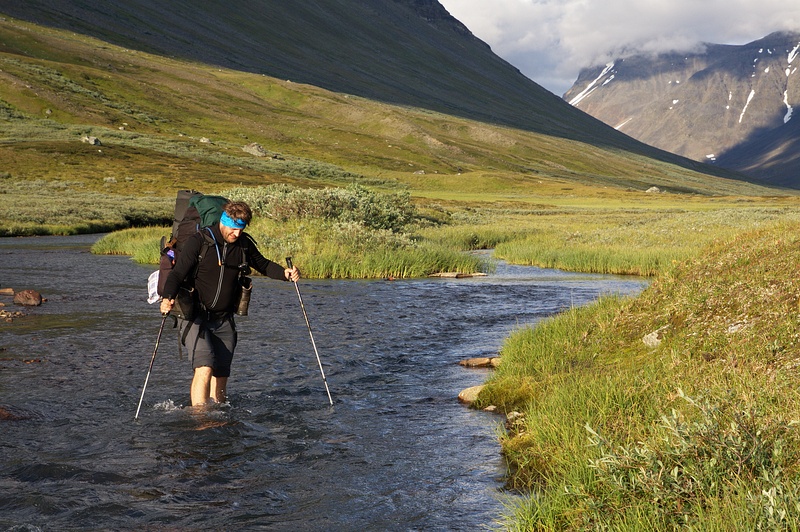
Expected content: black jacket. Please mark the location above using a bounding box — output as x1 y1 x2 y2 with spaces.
162 225 286 313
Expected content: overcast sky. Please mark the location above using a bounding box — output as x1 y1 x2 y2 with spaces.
438 0 800 96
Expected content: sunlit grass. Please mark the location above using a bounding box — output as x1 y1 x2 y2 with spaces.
0 179 172 236
480 222 800 529
95 220 489 279
90 226 166 260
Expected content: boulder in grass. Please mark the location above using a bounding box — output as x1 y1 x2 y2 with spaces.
13 289 43 306
243 142 268 157
642 324 670 348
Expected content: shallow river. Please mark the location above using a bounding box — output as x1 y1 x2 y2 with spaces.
0 235 645 530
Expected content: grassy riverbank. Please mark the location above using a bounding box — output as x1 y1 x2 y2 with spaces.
479 222 800 530
89 183 800 279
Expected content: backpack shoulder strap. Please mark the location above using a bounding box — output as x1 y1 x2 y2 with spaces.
241 232 254 255
187 228 221 282
197 227 221 266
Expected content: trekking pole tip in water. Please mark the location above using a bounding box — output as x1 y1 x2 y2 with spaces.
134 312 169 420
286 257 334 406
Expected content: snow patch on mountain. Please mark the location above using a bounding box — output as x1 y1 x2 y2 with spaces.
569 62 615 106
789 43 800 64
615 117 633 130
739 89 756 124
564 32 800 184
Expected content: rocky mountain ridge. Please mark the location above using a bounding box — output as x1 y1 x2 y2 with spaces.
564 32 800 186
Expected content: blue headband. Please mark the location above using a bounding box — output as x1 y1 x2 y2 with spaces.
220 211 247 229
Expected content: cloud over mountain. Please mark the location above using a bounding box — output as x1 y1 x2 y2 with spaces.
439 0 800 95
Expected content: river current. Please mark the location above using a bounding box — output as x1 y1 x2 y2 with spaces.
0 235 645 530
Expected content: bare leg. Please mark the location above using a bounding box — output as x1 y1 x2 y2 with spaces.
210 377 228 404
191 366 213 406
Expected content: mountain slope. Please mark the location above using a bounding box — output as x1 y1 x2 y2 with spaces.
0 0 757 184
564 32 800 186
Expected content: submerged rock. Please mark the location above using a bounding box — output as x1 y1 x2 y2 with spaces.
13 290 43 306
1 309 26 322
0 406 30 421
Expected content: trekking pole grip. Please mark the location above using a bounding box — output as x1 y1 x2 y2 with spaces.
286 257 293 269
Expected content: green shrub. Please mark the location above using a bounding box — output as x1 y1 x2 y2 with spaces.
222 183 415 233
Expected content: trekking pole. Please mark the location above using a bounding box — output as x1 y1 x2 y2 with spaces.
135 312 169 420
286 257 333 405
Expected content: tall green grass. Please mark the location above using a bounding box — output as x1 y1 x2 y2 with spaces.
481 222 800 529
90 190 800 280
0 179 172 236
498 240 689 276
416 223 527 251
94 221 488 279
492 207 800 275
90 226 166 261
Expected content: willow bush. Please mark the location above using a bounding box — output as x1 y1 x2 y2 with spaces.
221 183 415 232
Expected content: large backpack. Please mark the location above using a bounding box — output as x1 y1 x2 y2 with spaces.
155 190 229 317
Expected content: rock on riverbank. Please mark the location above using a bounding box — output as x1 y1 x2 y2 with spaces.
458 356 501 407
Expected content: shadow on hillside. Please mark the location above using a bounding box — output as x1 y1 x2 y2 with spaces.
0 0 758 184
715 110 800 189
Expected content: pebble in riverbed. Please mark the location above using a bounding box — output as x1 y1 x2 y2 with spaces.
0 309 26 323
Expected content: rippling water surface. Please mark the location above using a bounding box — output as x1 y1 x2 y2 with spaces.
0 235 646 530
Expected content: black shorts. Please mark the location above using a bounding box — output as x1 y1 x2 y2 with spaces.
180 314 237 378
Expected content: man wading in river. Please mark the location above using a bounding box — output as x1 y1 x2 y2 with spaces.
159 201 300 406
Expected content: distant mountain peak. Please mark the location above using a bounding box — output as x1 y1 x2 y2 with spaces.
564 31 800 186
